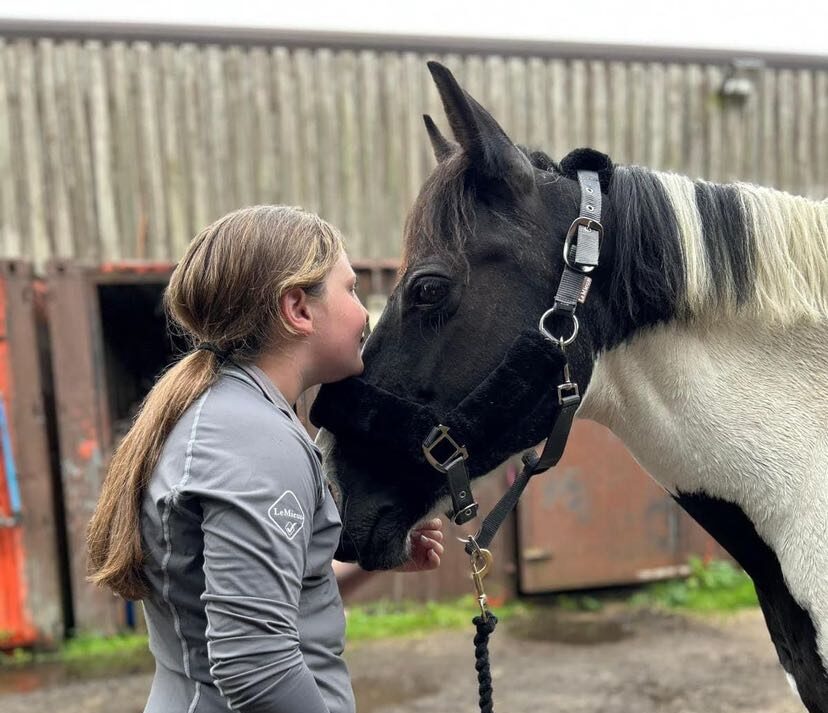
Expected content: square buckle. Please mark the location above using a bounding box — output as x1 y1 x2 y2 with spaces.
557 382 581 406
422 425 469 472
563 217 603 274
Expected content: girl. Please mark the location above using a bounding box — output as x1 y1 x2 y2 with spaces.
87 206 443 713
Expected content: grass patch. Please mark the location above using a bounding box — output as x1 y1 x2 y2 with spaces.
555 594 605 612
630 557 758 612
1 598 524 666
345 595 528 641
1 633 151 668
61 633 151 661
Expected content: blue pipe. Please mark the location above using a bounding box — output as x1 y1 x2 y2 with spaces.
0 393 22 520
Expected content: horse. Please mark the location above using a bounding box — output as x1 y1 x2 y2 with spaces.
311 61 828 711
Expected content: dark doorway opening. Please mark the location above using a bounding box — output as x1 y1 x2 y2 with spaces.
97 283 188 441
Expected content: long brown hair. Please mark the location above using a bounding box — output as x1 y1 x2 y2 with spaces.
86 206 344 599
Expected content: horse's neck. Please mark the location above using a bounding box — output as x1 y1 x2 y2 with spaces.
581 316 828 680
580 318 828 503
581 317 828 674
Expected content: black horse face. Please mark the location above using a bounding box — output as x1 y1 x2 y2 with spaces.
313 62 612 569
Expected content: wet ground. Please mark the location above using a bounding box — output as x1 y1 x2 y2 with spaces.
0 606 804 713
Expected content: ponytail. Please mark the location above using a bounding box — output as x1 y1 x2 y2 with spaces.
85 205 344 600
86 351 219 599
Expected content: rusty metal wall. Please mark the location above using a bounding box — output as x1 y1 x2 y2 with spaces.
0 260 64 644
45 261 169 633
517 421 724 592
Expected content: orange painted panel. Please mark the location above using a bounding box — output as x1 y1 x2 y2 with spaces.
0 274 37 648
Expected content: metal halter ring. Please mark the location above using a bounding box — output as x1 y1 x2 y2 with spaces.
538 308 579 347
459 531 484 548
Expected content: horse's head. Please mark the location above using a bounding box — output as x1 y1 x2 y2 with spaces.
312 62 619 569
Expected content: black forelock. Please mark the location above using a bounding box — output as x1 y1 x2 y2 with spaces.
402 152 476 272
402 146 558 272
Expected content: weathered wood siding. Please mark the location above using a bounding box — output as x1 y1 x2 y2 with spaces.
1 37 826 268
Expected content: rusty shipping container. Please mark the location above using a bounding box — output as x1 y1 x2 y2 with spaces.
0 261 64 647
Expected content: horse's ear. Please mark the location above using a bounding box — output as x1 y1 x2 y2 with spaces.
558 148 614 193
423 114 455 162
426 61 534 194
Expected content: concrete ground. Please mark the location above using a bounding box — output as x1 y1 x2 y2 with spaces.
0 606 805 713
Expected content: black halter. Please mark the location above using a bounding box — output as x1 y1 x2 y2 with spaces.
427 167 602 546
310 169 603 544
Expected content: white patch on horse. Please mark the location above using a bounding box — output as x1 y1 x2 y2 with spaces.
655 173 828 326
580 318 828 670
655 171 711 315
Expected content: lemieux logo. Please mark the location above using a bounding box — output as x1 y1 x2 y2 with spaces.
267 491 306 541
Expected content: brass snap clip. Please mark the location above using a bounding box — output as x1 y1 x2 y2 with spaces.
469 546 494 621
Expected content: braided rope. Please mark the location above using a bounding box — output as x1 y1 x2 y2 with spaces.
472 613 498 713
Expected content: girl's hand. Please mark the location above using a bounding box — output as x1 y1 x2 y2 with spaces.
396 517 444 572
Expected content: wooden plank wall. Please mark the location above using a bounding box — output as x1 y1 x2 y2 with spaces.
0 38 826 268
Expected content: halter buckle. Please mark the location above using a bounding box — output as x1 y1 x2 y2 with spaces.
557 363 581 406
557 381 581 406
563 217 603 273
422 424 469 472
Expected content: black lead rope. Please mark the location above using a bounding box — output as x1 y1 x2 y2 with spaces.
472 612 498 713
465 383 582 556
464 386 580 713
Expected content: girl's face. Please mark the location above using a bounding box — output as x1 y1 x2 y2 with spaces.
311 252 369 383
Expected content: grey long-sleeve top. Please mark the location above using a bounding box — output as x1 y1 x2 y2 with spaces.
140 364 355 713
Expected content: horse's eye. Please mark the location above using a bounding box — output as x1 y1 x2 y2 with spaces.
412 277 450 307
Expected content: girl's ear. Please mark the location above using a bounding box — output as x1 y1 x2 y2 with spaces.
280 287 314 336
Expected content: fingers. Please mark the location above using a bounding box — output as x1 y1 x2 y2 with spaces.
395 517 445 572
426 546 441 568
416 529 443 543
416 540 442 570
411 517 444 543
409 531 444 556
422 535 444 558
